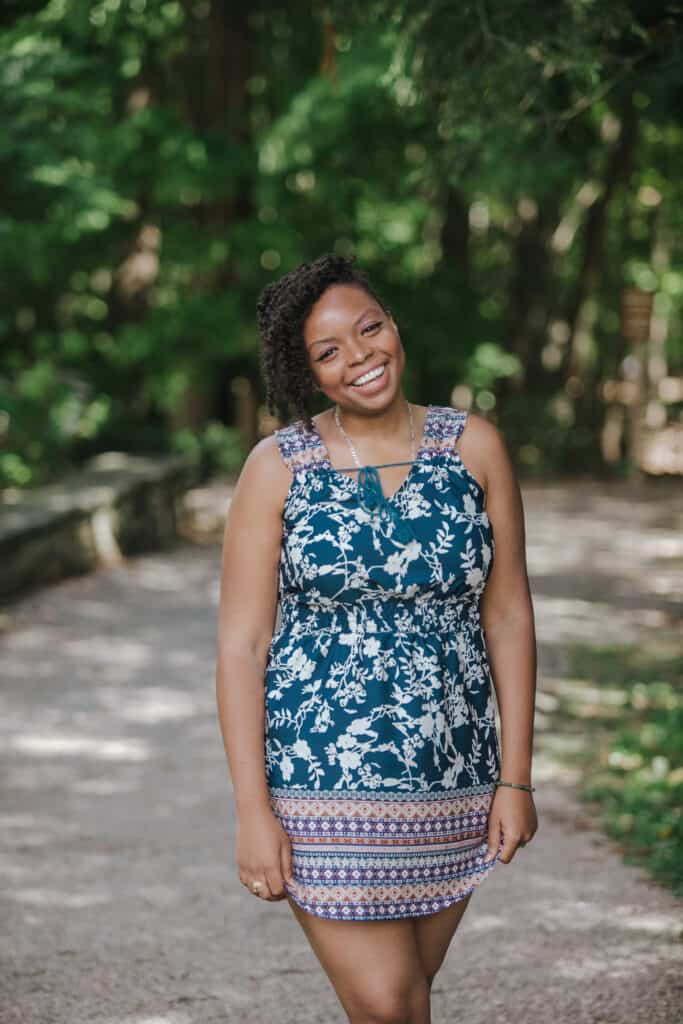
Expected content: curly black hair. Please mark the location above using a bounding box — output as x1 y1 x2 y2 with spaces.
257 253 389 429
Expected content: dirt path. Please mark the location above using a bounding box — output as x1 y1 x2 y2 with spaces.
1 479 681 1023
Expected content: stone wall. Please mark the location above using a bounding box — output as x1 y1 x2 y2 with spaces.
0 452 200 601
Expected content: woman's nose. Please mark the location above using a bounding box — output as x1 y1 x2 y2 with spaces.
348 342 373 365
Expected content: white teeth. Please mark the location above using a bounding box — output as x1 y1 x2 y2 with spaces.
352 365 385 386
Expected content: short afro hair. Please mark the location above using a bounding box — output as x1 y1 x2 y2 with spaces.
257 253 388 429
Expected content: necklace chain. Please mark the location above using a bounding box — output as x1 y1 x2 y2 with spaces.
334 401 415 469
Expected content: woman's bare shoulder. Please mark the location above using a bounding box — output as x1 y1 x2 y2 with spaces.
232 433 293 513
457 411 515 496
460 411 509 450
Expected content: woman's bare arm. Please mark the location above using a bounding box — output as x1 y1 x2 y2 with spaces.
458 414 538 862
215 435 290 816
461 413 537 783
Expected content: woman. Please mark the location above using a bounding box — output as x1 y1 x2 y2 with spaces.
216 253 538 1023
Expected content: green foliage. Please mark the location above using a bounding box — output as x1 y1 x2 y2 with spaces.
567 645 683 896
173 421 246 476
1 0 682 487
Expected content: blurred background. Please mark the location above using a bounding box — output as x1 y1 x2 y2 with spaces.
2 0 682 486
1 4 682 1021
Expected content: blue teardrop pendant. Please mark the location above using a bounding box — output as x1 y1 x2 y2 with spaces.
356 465 414 543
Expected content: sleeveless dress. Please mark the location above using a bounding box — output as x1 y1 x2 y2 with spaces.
264 404 503 921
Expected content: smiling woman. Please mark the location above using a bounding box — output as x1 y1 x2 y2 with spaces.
216 253 538 1023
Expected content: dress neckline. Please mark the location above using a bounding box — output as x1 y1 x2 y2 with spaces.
308 404 437 504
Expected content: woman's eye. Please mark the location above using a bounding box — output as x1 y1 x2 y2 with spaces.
316 323 380 361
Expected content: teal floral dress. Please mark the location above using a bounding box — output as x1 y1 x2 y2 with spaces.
265 404 503 920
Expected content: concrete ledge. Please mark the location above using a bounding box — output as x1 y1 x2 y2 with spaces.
0 451 201 601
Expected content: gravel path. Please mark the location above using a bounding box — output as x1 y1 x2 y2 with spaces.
1 478 682 1023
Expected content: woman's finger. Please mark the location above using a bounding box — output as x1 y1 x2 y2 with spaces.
249 876 272 900
264 864 287 900
498 832 521 864
280 840 295 888
486 815 501 863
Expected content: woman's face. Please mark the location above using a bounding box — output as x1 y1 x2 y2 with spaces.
303 284 406 413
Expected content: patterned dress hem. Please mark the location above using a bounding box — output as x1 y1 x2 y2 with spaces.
282 840 503 922
270 784 503 923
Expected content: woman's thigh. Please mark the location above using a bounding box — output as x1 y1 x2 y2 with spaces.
413 893 473 985
287 895 431 1023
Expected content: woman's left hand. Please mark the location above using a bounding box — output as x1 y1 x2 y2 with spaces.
485 787 538 864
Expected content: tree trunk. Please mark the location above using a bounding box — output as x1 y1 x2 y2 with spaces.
561 93 638 381
175 2 256 439
503 200 558 394
440 186 470 287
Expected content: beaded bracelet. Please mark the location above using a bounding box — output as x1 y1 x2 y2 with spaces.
495 780 536 792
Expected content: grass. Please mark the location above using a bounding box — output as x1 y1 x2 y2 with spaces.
549 644 683 897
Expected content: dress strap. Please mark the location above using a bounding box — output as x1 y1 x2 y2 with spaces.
422 405 469 456
424 405 487 502
274 419 329 474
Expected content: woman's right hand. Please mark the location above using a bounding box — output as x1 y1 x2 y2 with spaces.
237 806 295 901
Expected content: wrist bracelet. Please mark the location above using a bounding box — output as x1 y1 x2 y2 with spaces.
495 780 536 792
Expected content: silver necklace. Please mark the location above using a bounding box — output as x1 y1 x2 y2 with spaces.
334 401 415 468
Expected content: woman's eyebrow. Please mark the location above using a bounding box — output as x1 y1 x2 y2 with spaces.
310 306 378 347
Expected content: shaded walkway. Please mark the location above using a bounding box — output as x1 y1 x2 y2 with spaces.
1 479 681 1023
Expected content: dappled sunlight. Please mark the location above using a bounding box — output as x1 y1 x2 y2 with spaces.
10 733 150 761
0 811 82 843
529 753 582 784
61 636 152 667
0 543 235 1018
68 597 132 622
131 558 204 593
649 570 682 596
529 896 631 932
110 1018 186 1024
541 676 629 707
533 594 673 646
556 932 683 980
3 624 67 654
71 776 138 795
612 906 683 936
640 534 683 558
523 483 682 646
535 690 561 712
462 854 683 994
95 686 203 724
464 911 511 932
0 811 81 843
8 887 112 909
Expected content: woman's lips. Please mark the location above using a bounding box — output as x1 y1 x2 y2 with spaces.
348 363 389 395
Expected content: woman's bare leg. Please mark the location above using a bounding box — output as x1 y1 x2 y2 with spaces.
413 893 473 989
287 895 431 1024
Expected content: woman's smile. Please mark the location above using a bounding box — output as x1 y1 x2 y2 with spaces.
348 361 390 395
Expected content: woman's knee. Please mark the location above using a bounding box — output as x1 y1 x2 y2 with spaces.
347 974 430 1024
